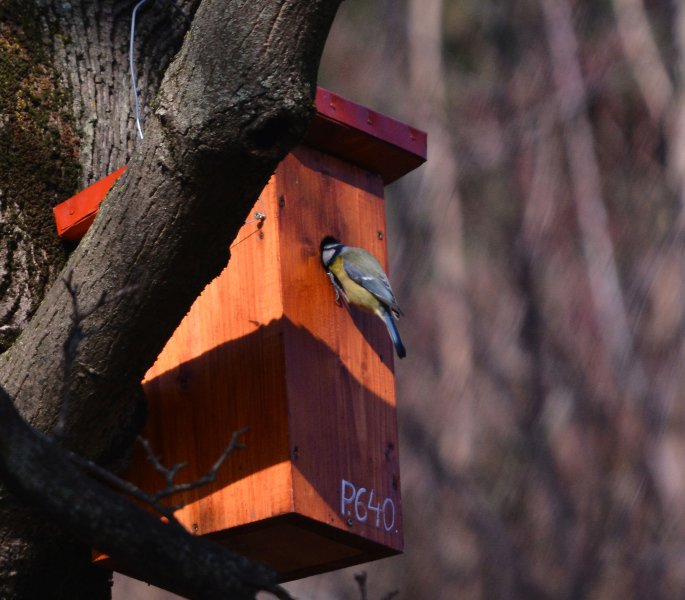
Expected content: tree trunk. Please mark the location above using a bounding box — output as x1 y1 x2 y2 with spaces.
0 0 341 597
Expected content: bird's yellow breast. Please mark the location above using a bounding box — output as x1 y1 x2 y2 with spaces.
329 257 382 314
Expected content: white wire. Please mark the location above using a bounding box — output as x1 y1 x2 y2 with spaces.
130 0 149 140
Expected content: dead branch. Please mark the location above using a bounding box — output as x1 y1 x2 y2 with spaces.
65 427 247 533
137 428 248 513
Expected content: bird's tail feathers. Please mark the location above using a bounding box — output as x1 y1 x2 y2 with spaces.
382 308 406 359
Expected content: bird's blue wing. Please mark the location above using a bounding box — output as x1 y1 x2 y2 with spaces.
341 248 401 315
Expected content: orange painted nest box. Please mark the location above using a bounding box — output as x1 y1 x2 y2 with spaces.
54 88 426 582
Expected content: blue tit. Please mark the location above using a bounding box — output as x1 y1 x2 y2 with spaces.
320 236 406 359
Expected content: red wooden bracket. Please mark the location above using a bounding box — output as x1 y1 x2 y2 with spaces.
53 165 127 241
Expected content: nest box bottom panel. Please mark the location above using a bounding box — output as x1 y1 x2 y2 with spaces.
118 145 403 582
214 514 399 581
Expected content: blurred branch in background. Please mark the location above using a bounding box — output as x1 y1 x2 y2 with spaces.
540 0 650 408
670 2 685 227
612 0 673 123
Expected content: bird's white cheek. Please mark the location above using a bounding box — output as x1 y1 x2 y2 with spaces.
322 249 334 265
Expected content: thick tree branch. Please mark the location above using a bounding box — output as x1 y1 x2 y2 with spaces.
0 0 343 460
0 1 342 595
55 271 138 439
0 383 291 600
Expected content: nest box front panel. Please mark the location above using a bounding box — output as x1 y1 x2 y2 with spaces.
275 147 403 552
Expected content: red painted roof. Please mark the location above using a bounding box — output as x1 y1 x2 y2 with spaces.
305 88 427 184
53 89 427 240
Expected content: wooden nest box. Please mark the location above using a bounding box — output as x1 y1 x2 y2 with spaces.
54 88 426 582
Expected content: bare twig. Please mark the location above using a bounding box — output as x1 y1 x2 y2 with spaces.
355 572 369 600
67 428 248 527
354 569 399 600
138 428 249 506
65 449 183 530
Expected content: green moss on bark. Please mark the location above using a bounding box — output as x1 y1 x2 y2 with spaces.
0 3 81 352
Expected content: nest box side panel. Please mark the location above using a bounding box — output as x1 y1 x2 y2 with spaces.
275 146 403 553
127 176 294 534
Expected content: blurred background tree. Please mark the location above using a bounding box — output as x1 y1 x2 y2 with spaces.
118 0 685 597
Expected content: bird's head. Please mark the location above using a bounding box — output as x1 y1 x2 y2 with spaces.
320 236 343 269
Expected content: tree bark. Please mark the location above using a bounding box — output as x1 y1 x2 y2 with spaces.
0 0 341 597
